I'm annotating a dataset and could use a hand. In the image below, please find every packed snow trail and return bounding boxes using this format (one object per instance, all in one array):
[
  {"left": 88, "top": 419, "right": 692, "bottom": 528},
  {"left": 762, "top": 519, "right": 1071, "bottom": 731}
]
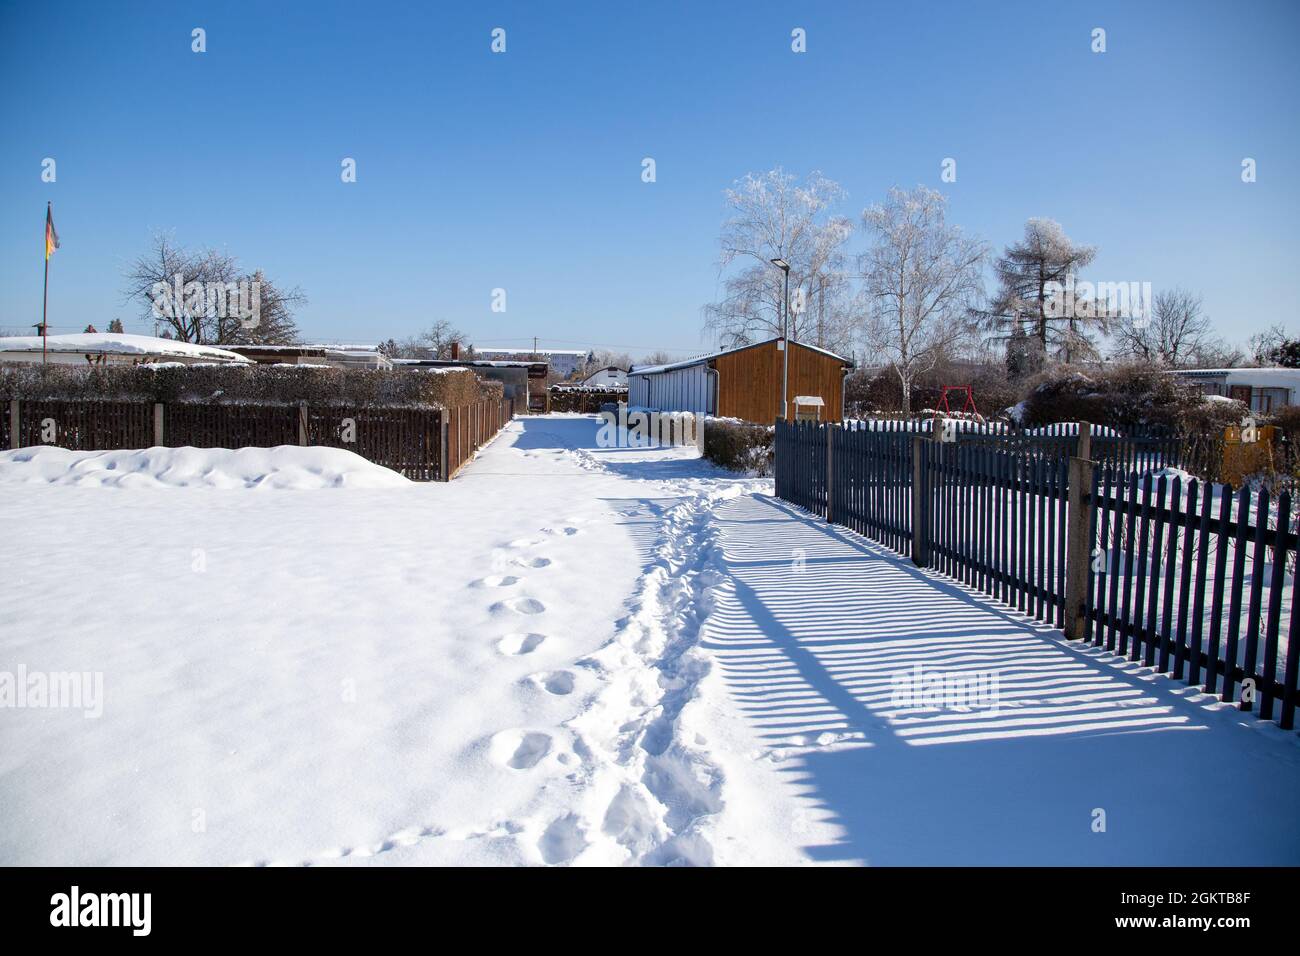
[{"left": 697, "top": 493, "right": 1300, "bottom": 865}]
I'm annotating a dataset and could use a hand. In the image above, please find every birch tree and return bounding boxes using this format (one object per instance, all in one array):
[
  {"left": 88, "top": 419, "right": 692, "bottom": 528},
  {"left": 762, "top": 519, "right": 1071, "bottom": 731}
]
[
  {"left": 858, "top": 187, "right": 988, "bottom": 415},
  {"left": 703, "top": 168, "right": 854, "bottom": 353}
]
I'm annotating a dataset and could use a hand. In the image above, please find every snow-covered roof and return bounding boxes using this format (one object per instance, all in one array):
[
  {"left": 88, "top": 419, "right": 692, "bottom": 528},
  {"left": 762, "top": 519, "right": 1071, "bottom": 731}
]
[
  {"left": 1173, "top": 367, "right": 1300, "bottom": 391},
  {"left": 0, "top": 333, "right": 251, "bottom": 363},
  {"left": 630, "top": 337, "right": 852, "bottom": 376}
]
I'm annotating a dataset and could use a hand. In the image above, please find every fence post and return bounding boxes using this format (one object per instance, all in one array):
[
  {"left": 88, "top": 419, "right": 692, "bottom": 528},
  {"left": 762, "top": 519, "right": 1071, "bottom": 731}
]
[
  {"left": 439, "top": 414, "right": 450, "bottom": 481},
  {"left": 911, "top": 435, "right": 928, "bottom": 566},
  {"left": 1076, "top": 420, "right": 1092, "bottom": 461},
  {"left": 1064, "top": 454, "right": 1095, "bottom": 641},
  {"left": 825, "top": 424, "right": 834, "bottom": 523},
  {"left": 9, "top": 400, "right": 18, "bottom": 450},
  {"left": 297, "top": 402, "right": 309, "bottom": 446},
  {"left": 152, "top": 403, "right": 164, "bottom": 447}
]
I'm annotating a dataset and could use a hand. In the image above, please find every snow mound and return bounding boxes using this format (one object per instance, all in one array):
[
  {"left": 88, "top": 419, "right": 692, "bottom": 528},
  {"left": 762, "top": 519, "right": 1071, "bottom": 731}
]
[{"left": 0, "top": 445, "right": 412, "bottom": 489}]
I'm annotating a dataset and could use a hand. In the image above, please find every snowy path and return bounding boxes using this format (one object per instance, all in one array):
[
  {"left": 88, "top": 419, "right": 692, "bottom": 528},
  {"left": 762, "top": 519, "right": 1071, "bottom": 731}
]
[
  {"left": 3, "top": 415, "right": 1298, "bottom": 866},
  {"left": 697, "top": 494, "right": 1300, "bottom": 865}
]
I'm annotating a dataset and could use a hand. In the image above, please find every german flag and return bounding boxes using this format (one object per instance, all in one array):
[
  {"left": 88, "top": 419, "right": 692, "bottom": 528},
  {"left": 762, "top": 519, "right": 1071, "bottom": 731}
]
[{"left": 45, "top": 202, "right": 60, "bottom": 260}]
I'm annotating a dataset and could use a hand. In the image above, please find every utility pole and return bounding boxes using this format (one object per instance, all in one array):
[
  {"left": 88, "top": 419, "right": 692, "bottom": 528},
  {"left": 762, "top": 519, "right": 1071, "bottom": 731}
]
[{"left": 770, "top": 258, "right": 791, "bottom": 421}]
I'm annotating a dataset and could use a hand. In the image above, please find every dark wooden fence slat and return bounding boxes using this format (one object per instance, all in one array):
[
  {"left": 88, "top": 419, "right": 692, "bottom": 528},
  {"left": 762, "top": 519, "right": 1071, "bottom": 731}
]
[
  {"left": 1260, "top": 491, "right": 1290, "bottom": 721},
  {"left": 1222, "top": 487, "right": 1252, "bottom": 704}
]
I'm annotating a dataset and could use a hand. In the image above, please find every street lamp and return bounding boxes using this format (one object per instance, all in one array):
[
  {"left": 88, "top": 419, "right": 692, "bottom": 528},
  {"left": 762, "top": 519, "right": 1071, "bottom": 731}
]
[{"left": 770, "top": 258, "right": 790, "bottom": 420}]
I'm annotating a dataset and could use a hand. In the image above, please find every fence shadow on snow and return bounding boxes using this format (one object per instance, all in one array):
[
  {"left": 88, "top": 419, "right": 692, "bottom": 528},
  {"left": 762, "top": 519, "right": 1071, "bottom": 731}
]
[{"left": 708, "top": 492, "right": 1300, "bottom": 864}]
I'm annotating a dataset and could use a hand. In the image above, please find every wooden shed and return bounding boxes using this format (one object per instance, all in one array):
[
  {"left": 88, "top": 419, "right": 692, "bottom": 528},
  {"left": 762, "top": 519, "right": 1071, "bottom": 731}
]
[{"left": 628, "top": 338, "right": 851, "bottom": 425}]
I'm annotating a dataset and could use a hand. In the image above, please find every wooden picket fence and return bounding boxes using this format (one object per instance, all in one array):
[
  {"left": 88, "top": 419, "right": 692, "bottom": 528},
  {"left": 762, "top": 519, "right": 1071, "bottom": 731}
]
[
  {"left": 774, "top": 419, "right": 1300, "bottom": 730},
  {"left": 5, "top": 396, "right": 514, "bottom": 481},
  {"left": 443, "top": 398, "right": 516, "bottom": 478},
  {"left": 1088, "top": 469, "right": 1299, "bottom": 728}
]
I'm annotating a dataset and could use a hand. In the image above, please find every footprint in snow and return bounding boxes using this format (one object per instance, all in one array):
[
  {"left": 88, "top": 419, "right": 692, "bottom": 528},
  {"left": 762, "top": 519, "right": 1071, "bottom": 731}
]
[
  {"left": 472, "top": 574, "right": 520, "bottom": 588},
  {"left": 490, "top": 596, "right": 546, "bottom": 615},
  {"left": 497, "top": 633, "right": 547, "bottom": 655},
  {"left": 541, "top": 526, "right": 580, "bottom": 537},
  {"left": 489, "top": 729, "right": 553, "bottom": 769},
  {"left": 539, "top": 814, "right": 587, "bottom": 865},
  {"left": 530, "top": 670, "right": 576, "bottom": 695},
  {"left": 512, "top": 556, "right": 552, "bottom": 569}
]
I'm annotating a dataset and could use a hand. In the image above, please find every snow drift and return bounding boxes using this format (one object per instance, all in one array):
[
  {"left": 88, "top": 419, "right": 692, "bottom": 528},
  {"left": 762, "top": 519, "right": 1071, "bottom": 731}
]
[{"left": 0, "top": 445, "right": 411, "bottom": 489}]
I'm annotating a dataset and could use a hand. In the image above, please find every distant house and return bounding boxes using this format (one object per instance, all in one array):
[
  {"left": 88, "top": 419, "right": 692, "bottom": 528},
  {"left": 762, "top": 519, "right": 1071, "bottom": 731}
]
[
  {"left": 628, "top": 338, "right": 853, "bottom": 425},
  {"left": 580, "top": 366, "right": 628, "bottom": 388},
  {"left": 223, "top": 344, "right": 393, "bottom": 370},
  {"left": 0, "top": 332, "right": 251, "bottom": 366},
  {"left": 476, "top": 347, "right": 587, "bottom": 379},
  {"left": 1171, "top": 368, "right": 1300, "bottom": 414}
]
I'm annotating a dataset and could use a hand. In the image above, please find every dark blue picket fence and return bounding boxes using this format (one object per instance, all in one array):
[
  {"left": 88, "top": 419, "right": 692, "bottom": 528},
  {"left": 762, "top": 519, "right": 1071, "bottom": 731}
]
[{"left": 774, "top": 419, "right": 1300, "bottom": 730}]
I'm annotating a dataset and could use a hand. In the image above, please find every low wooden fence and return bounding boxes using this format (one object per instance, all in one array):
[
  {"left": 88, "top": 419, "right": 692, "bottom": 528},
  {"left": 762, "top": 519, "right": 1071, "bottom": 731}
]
[
  {"left": 444, "top": 398, "right": 515, "bottom": 478},
  {"left": 775, "top": 419, "right": 1300, "bottom": 730},
  {"left": 4, "top": 397, "right": 514, "bottom": 481}
]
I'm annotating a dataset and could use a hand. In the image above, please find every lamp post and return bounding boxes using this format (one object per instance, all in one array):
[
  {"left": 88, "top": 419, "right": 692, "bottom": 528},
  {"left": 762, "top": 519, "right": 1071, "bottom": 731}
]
[{"left": 770, "top": 258, "right": 790, "bottom": 420}]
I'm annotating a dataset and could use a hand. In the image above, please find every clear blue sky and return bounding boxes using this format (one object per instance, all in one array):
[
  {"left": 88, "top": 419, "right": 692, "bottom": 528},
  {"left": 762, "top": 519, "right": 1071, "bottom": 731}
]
[{"left": 1, "top": 0, "right": 1296, "bottom": 359}]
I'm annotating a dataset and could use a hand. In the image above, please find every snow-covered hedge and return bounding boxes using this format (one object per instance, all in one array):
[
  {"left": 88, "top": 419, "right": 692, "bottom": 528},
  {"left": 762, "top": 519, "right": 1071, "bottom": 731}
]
[
  {"left": 703, "top": 418, "right": 774, "bottom": 475},
  {"left": 0, "top": 362, "right": 500, "bottom": 409},
  {"left": 1019, "top": 363, "right": 1203, "bottom": 430}
]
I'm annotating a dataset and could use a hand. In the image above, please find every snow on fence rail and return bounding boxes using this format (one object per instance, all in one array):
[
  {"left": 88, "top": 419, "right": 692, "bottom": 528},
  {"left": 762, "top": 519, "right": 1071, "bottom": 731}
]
[
  {"left": 2, "top": 397, "right": 514, "bottom": 481},
  {"left": 774, "top": 419, "right": 1300, "bottom": 730}
]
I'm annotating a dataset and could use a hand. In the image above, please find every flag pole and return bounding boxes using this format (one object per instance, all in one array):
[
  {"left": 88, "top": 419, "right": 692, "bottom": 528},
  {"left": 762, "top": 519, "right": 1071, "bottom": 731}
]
[{"left": 42, "top": 201, "right": 51, "bottom": 365}]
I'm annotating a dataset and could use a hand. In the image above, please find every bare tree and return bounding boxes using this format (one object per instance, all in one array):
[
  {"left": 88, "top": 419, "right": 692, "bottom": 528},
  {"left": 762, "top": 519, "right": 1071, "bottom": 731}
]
[
  {"left": 635, "top": 350, "right": 678, "bottom": 369},
  {"left": 1109, "top": 287, "right": 1211, "bottom": 367},
  {"left": 979, "top": 219, "right": 1098, "bottom": 364},
  {"left": 703, "top": 168, "right": 855, "bottom": 354},
  {"left": 215, "top": 270, "right": 305, "bottom": 346},
  {"left": 857, "top": 186, "right": 988, "bottom": 415},
  {"left": 386, "top": 320, "right": 468, "bottom": 359},
  {"left": 1248, "top": 323, "right": 1296, "bottom": 366},
  {"left": 123, "top": 234, "right": 301, "bottom": 344}
]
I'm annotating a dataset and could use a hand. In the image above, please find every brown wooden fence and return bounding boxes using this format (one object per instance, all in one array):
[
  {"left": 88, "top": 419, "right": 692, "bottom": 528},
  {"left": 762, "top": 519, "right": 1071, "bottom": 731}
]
[
  {"left": 10, "top": 400, "right": 154, "bottom": 451},
  {"left": 444, "top": 398, "right": 515, "bottom": 478},
  {"left": 5, "top": 397, "right": 514, "bottom": 481}
]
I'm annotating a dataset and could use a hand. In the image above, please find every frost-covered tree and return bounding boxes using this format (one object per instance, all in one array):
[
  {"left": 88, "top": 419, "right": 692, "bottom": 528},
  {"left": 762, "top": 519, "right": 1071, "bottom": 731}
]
[
  {"left": 980, "top": 219, "right": 1098, "bottom": 360},
  {"left": 857, "top": 187, "right": 988, "bottom": 415},
  {"left": 702, "top": 168, "right": 854, "bottom": 353}
]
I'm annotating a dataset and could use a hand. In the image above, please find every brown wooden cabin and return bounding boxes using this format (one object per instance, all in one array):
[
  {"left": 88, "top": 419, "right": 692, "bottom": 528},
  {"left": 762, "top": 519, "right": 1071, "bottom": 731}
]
[{"left": 627, "top": 338, "right": 852, "bottom": 425}]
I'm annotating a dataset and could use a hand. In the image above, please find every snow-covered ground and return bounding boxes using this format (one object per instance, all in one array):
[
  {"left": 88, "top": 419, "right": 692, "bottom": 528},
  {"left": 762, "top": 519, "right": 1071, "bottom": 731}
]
[{"left": 2, "top": 416, "right": 1298, "bottom": 866}]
